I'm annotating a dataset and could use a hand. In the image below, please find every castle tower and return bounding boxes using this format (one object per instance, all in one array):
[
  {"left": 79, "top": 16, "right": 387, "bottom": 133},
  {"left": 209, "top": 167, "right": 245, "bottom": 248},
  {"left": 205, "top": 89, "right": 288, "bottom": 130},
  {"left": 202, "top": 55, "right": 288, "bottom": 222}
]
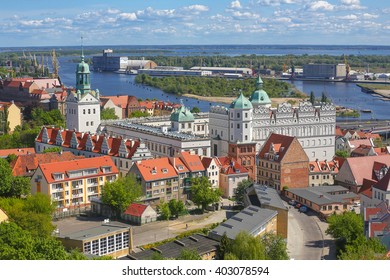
[
  {"left": 227, "top": 91, "right": 257, "bottom": 181},
  {"left": 66, "top": 47, "right": 100, "bottom": 133},
  {"left": 249, "top": 75, "right": 272, "bottom": 108}
]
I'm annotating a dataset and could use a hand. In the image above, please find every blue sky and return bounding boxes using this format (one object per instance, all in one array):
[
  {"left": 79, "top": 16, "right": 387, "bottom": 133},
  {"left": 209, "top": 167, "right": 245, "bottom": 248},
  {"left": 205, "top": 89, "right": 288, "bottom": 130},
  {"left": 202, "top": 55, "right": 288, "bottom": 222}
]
[{"left": 1, "top": 0, "right": 389, "bottom": 47}]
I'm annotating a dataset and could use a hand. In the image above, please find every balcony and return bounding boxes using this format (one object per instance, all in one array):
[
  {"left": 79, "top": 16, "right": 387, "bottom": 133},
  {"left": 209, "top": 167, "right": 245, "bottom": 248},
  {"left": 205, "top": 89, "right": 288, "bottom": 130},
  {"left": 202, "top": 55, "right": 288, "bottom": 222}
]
[
  {"left": 72, "top": 185, "right": 83, "bottom": 190},
  {"left": 52, "top": 196, "right": 64, "bottom": 201},
  {"left": 72, "top": 193, "right": 83, "bottom": 198}
]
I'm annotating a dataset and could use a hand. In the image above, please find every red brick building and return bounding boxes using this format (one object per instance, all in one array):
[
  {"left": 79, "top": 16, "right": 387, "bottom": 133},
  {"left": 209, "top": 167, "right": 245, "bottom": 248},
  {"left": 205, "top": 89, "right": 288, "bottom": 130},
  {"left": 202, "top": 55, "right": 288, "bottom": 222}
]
[
  {"left": 257, "top": 133, "right": 309, "bottom": 192},
  {"left": 228, "top": 142, "right": 256, "bottom": 181}
]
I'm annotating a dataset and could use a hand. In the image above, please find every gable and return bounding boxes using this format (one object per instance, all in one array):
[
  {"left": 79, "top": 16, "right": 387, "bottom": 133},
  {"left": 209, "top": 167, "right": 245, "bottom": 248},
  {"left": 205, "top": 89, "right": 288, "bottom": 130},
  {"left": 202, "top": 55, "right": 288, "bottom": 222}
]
[{"left": 280, "top": 138, "right": 309, "bottom": 163}]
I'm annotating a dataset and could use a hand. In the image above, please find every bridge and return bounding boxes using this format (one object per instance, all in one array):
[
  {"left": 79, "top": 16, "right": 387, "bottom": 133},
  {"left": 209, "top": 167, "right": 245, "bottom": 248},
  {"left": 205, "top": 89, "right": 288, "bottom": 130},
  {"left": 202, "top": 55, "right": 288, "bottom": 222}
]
[{"left": 336, "top": 119, "right": 390, "bottom": 135}]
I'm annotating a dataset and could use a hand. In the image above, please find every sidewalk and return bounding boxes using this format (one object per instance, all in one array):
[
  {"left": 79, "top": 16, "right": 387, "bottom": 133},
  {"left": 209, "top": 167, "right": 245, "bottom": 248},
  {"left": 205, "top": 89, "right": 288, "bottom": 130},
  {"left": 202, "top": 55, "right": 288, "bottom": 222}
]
[{"left": 312, "top": 215, "right": 337, "bottom": 260}]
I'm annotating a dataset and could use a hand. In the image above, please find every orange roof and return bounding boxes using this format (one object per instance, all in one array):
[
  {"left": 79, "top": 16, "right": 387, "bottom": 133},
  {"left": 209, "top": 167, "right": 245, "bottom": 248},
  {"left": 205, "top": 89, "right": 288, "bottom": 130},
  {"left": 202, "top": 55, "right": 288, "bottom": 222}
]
[
  {"left": 135, "top": 157, "right": 178, "bottom": 181},
  {"left": 258, "top": 133, "right": 296, "bottom": 162},
  {"left": 38, "top": 156, "right": 118, "bottom": 184},
  {"left": 217, "top": 156, "right": 248, "bottom": 175},
  {"left": 123, "top": 203, "right": 148, "bottom": 217},
  {"left": 11, "top": 151, "right": 80, "bottom": 177},
  {"left": 179, "top": 151, "right": 205, "bottom": 172},
  {"left": 100, "top": 95, "right": 137, "bottom": 109},
  {"left": 0, "top": 148, "right": 34, "bottom": 158},
  {"left": 139, "top": 101, "right": 154, "bottom": 109}
]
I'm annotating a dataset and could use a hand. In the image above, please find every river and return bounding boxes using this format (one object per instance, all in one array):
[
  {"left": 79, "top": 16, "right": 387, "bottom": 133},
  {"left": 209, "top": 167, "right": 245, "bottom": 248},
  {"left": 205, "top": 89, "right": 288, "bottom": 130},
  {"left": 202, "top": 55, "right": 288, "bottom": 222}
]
[{"left": 58, "top": 54, "right": 389, "bottom": 120}]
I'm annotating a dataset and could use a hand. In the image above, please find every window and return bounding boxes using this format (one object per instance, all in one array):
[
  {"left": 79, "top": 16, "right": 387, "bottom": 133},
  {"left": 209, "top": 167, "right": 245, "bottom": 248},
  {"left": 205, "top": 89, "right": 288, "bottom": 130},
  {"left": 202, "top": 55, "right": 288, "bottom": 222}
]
[
  {"left": 237, "top": 123, "right": 240, "bottom": 129},
  {"left": 245, "top": 113, "right": 248, "bottom": 118},
  {"left": 86, "top": 121, "right": 89, "bottom": 126},
  {"left": 91, "top": 121, "right": 94, "bottom": 126},
  {"left": 245, "top": 124, "right": 248, "bottom": 129},
  {"left": 88, "top": 109, "right": 91, "bottom": 114},
  {"left": 237, "top": 113, "right": 240, "bottom": 118},
  {"left": 181, "top": 123, "right": 185, "bottom": 129},
  {"left": 245, "top": 135, "right": 248, "bottom": 141},
  {"left": 93, "top": 109, "right": 96, "bottom": 114}
]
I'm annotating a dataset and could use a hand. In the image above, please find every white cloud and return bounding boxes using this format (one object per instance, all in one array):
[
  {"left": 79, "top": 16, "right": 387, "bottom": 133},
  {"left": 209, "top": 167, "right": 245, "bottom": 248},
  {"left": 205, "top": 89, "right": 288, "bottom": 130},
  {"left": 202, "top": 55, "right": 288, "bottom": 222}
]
[
  {"left": 257, "top": 0, "right": 299, "bottom": 6},
  {"left": 306, "top": 1, "right": 334, "bottom": 11},
  {"left": 20, "top": 20, "right": 43, "bottom": 27},
  {"left": 340, "top": 0, "right": 360, "bottom": 5},
  {"left": 362, "top": 13, "right": 379, "bottom": 19},
  {"left": 274, "top": 17, "right": 292, "bottom": 23},
  {"left": 119, "top": 13, "right": 137, "bottom": 21},
  {"left": 234, "top": 23, "right": 243, "bottom": 32},
  {"left": 183, "top": 5, "right": 209, "bottom": 12},
  {"left": 339, "top": 14, "right": 358, "bottom": 20},
  {"left": 107, "top": 8, "right": 120, "bottom": 14},
  {"left": 232, "top": 11, "right": 260, "bottom": 19},
  {"left": 230, "top": 1, "right": 242, "bottom": 9}
]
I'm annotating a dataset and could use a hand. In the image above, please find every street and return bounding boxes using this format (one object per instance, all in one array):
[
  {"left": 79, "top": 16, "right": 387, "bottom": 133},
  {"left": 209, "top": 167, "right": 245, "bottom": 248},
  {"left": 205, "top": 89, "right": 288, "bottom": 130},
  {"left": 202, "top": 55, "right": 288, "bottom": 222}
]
[{"left": 287, "top": 205, "right": 336, "bottom": 260}]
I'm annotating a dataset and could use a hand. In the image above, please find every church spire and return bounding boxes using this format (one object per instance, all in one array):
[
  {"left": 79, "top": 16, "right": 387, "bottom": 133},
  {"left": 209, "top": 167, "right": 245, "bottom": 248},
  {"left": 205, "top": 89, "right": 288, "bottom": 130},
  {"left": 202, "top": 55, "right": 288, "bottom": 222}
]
[{"left": 256, "top": 75, "right": 263, "bottom": 90}]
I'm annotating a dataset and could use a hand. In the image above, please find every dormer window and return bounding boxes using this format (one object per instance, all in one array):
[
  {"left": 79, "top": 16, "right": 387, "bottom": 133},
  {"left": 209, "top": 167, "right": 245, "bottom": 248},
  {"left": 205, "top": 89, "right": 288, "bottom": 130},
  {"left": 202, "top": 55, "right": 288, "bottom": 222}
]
[
  {"left": 101, "top": 166, "right": 112, "bottom": 173},
  {"left": 178, "top": 165, "right": 184, "bottom": 171},
  {"left": 151, "top": 168, "right": 157, "bottom": 175},
  {"left": 53, "top": 173, "right": 64, "bottom": 181},
  {"left": 162, "top": 168, "right": 168, "bottom": 174}
]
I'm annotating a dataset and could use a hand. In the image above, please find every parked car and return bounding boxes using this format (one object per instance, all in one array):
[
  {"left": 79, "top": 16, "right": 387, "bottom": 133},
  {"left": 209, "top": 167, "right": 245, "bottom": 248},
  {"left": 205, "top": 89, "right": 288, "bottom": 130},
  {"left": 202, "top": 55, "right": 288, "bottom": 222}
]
[
  {"left": 295, "top": 203, "right": 301, "bottom": 209},
  {"left": 288, "top": 200, "right": 296, "bottom": 206},
  {"left": 299, "top": 206, "right": 308, "bottom": 213}
]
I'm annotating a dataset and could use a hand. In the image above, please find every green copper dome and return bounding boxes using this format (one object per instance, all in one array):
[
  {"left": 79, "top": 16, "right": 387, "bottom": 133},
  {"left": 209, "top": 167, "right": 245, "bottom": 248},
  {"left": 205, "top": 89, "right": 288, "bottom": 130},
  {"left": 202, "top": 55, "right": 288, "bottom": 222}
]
[
  {"left": 249, "top": 76, "right": 271, "bottom": 106},
  {"left": 76, "top": 56, "right": 90, "bottom": 74},
  {"left": 170, "top": 106, "right": 195, "bottom": 122},
  {"left": 229, "top": 91, "right": 253, "bottom": 109}
]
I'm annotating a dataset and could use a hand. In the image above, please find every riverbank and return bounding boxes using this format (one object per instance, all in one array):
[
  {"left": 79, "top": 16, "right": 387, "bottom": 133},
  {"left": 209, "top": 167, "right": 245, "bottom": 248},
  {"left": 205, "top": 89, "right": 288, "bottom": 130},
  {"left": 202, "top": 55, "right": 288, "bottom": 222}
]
[
  {"left": 356, "top": 83, "right": 390, "bottom": 100},
  {"left": 182, "top": 93, "right": 304, "bottom": 106}
]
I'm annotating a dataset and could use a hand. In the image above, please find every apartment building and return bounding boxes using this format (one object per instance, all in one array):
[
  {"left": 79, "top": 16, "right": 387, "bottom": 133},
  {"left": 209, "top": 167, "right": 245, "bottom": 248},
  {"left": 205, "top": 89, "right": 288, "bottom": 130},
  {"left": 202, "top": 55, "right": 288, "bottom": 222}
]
[{"left": 31, "top": 156, "right": 118, "bottom": 209}]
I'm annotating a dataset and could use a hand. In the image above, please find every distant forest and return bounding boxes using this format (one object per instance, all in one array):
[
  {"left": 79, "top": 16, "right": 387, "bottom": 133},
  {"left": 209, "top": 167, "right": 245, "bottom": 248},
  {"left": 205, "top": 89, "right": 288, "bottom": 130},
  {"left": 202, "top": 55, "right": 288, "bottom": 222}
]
[{"left": 2, "top": 48, "right": 390, "bottom": 74}]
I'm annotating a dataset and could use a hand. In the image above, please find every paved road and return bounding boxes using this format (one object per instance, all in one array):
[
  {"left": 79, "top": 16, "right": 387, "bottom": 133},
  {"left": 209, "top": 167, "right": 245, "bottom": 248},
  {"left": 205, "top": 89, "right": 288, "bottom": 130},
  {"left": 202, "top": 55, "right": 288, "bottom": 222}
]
[{"left": 287, "top": 205, "right": 336, "bottom": 260}]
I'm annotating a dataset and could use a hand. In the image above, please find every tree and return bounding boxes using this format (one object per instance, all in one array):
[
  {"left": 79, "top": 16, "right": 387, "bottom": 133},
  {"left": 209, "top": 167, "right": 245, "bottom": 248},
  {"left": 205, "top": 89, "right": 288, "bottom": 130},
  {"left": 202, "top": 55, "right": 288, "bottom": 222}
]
[
  {"left": 225, "top": 231, "right": 266, "bottom": 260},
  {"left": 262, "top": 233, "right": 289, "bottom": 260},
  {"left": 190, "top": 176, "right": 222, "bottom": 212},
  {"left": 168, "top": 199, "right": 185, "bottom": 218},
  {"left": 190, "top": 107, "right": 200, "bottom": 113},
  {"left": 326, "top": 211, "right": 364, "bottom": 254},
  {"left": 321, "top": 92, "right": 328, "bottom": 103},
  {"left": 335, "top": 150, "right": 349, "bottom": 158},
  {"left": 339, "top": 235, "right": 387, "bottom": 260},
  {"left": 309, "top": 91, "right": 315, "bottom": 105},
  {"left": 101, "top": 108, "right": 119, "bottom": 120},
  {"left": 42, "top": 147, "right": 62, "bottom": 154},
  {"left": 10, "top": 176, "right": 31, "bottom": 197},
  {"left": 0, "top": 222, "right": 68, "bottom": 260},
  {"left": 5, "top": 153, "right": 17, "bottom": 164},
  {"left": 217, "top": 233, "right": 232, "bottom": 259},
  {"left": 177, "top": 249, "right": 202, "bottom": 260},
  {"left": 158, "top": 201, "right": 171, "bottom": 220},
  {"left": 0, "top": 158, "right": 13, "bottom": 196},
  {"left": 234, "top": 179, "right": 252, "bottom": 204},
  {"left": 101, "top": 175, "right": 142, "bottom": 218},
  {"left": 130, "top": 110, "right": 149, "bottom": 118}
]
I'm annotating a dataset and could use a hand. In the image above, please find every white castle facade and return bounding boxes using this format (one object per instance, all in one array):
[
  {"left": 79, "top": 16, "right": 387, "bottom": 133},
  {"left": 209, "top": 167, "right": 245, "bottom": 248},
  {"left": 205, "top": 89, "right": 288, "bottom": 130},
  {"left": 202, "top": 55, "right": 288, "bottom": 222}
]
[{"left": 209, "top": 76, "right": 336, "bottom": 162}]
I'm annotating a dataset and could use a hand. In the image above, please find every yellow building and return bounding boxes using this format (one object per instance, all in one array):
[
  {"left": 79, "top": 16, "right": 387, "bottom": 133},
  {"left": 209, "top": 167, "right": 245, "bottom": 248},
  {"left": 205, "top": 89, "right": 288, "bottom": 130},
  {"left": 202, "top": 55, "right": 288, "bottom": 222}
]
[
  {"left": 0, "top": 101, "right": 21, "bottom": 133},
  {"left": 30, "top": 156, "right": 118, "bottom": 209}
]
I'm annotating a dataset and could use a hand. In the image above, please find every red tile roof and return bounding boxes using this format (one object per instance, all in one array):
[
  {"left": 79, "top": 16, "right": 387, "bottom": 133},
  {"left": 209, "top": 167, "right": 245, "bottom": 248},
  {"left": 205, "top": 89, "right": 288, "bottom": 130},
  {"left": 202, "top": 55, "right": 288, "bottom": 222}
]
[
  {"left": 0, "top": 148, "right": 35, "bottom": 158},
  {"left": 201, "top": 157, "right": 213, "bottom": 169},
  {"left": 123, "top": 203, "right": 148, "bottom": 217},
  {"left": 38, "top": 156, "right": 118, "bottom": 184},
  {"left": 179, "top": 152, "right": 205, "bottom": 172},
  {"left": 359, "top": 178, "right": 377, "bottom": 199},
  {"left": 36, "top": 127, "right": 145, "bottom": 159},
  {"left": 135, "top": 157, "right": 178, "bottom": 181},
  {"left": 11, "top": 151, "right": 80, "bottom": 177},
  {"left": 374, "top": 169, "right": 390, "bottom": 192},
  {"left": 364, "top": 207, "right": 382, "bottom": 221},
  {"left": 217, "top": 156, "right": 248, "bottom": 175},
  {"left": 343, "top": 155, "right": 390, "bottom": 186},
  {"left": 258, "top": 133, "right": 296, "bottom": 162},
  {"left": 369, "top": 222, "right": 388, "bottom": 238}
]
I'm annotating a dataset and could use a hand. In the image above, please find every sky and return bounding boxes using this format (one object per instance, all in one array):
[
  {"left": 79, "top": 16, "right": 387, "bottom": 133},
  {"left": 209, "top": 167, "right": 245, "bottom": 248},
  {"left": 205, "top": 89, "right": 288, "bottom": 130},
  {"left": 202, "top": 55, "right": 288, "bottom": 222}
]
[{"left": 1, "top": 0, "right": 389, "bottom": 47}]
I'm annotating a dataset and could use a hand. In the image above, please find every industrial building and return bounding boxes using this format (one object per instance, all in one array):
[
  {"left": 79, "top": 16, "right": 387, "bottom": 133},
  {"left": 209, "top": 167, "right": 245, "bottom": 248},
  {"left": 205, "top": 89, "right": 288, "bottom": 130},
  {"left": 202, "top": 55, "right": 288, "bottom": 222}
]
[{"left": 303, "top": 63, "right": 346, "bottom": 79}]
